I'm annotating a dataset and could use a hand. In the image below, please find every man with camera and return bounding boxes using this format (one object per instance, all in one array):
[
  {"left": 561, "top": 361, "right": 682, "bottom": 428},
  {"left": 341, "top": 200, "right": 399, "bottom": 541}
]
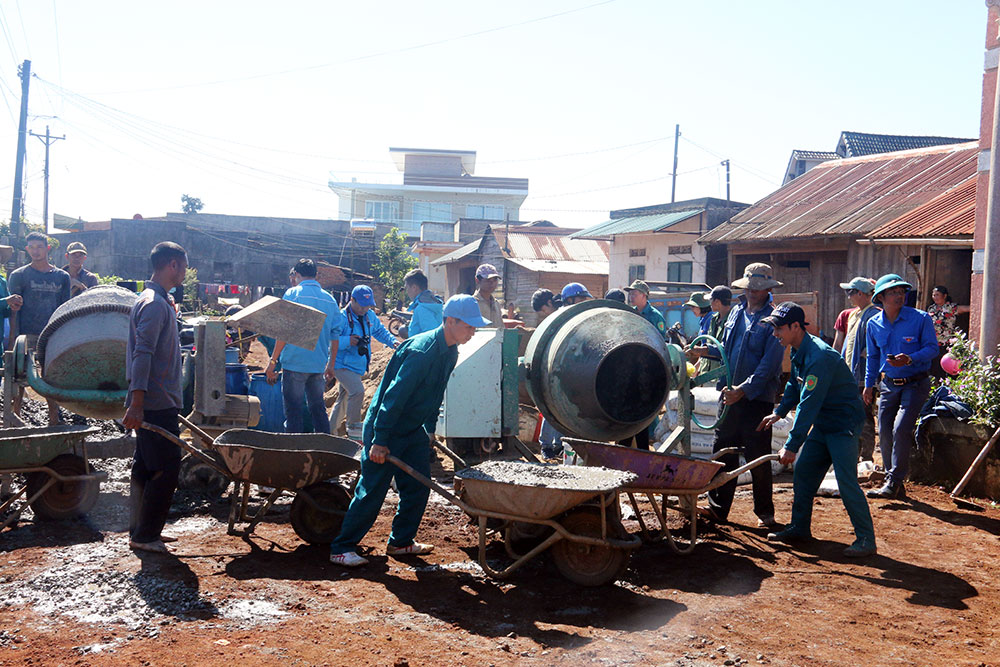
[{"left": 330, "top": 285, "right": 398, "bottom": 439}]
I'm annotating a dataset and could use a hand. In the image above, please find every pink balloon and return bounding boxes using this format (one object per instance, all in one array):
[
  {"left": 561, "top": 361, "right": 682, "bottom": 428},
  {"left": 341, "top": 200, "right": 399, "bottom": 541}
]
[{"left": 940, "top": 353, "right": 961, "bottom": 376}]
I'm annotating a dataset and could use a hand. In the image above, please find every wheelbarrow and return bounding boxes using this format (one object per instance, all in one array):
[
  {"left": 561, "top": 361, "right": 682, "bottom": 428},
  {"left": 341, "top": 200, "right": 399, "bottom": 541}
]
[
  {"left": 0, "top": 425, "right": 105, "bottom": 530},
  {"left": 388, "top": 455, "right": 642, "bottom": 586},
  {"left": 565, "top": 438, "right": 779, "bottom": 555},
  {"left": 142, "top": 419, "right": 361, "bottom": 545}
]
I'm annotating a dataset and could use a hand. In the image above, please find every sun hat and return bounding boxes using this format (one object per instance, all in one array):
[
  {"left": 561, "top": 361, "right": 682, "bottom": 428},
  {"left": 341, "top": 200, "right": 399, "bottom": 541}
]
[
  {"left": 684, "top": 291, "right": 711, "bottom": 309},
  {"left": 443, "top": 294, "right": 493, "bottom": 327},
  {"left": 871, "top": 274, "right": 911, "bottom": 303},
  {"left": 731, "top": 262, "right": 783, "bottom": 290}
]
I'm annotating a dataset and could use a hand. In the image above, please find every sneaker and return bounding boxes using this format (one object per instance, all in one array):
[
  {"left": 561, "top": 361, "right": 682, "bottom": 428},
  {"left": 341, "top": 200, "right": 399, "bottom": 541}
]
[
  {"left": 767, "top": 528, "right": 811, "bottom": 545},
  {"left": 756, "top": 515, "right": 780, "bottom": 530},
  {"left": 330, "top": 551, "right": 369, "bottom": 567},
  {"left": 844, "top": 539, "right": 877, "bottom": 558},
  {"left": 386, "top": 542, "right": 434, "bottom": 557},
  {"left": 867, "top": 482, "right": 905, "bottom": 499}
]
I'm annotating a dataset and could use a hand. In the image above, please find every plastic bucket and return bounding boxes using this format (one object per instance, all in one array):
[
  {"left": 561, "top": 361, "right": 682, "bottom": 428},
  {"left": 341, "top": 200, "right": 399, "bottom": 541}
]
[
  {"left": 225, "top": 364, "right": 250, "bottom": 395},
  {"left": 249, "top": 373, "right": 285, "bottom": 432}
]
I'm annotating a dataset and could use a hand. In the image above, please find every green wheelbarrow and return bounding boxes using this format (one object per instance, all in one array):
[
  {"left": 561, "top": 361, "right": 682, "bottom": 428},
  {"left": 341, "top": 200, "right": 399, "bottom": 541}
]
[{"left": 0, "top": 425, "right": 105, "bottom": 530}]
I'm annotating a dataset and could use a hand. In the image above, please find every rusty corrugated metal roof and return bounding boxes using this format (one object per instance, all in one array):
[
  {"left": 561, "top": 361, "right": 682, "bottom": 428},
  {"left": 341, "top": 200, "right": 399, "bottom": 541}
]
[
  {"left": 870, "top": 176, "right": 975, "bottom": 238},
  {"left": 700, "top": 142, "right": 978, "bottom": 245},
  {"left": 494, "top": 229, "right": 609, "bottom": 262}
]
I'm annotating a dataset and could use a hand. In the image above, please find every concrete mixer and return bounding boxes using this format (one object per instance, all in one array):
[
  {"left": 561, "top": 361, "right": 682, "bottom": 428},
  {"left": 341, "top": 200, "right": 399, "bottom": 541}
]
[
  {"left": 437, "top": 299, "right": 731, "bottom": 458},
  {"left": 1, "top": 285, "right": 260, "bottom": 433}
]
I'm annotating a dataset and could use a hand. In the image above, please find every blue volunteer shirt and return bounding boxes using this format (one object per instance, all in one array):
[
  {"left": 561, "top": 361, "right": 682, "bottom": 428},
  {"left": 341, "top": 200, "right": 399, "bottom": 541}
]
[
  {"left": 277, "top": 279, "right": 343, "bottom": 373},
  {"left": 864, "top": 306, "right": 938, "bottom": 388},
  {"left": 697, "top": 310, "right": 713, "bottom": 336},
  {"left": 407, "top": 290, "right": 444, "bottom": 338},
  {"left": 717, "top": 294, "right": 785, "bottom": 403},
  {"left": 335, "top": 305, "right": 398, "bottom": 375}
]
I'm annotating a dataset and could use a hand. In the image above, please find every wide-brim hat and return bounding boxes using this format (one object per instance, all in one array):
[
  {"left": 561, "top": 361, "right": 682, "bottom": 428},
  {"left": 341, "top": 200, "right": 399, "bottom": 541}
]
[
  {"left": 684, "top": 291, "right": 711, "bottom": 309},
  {"left": 732, "top": 262, "right": 783, "bottom": 290},
  {"left": 872, "top": 273, "right": 911, "bottom": 303}
]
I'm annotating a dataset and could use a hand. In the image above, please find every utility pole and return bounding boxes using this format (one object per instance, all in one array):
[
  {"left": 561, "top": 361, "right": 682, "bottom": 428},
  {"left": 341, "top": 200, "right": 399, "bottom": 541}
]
[
  {"left": 720, "top": 159, "right": 731, "bottom": 206},
  {"left": 29, "top": 126, "right": 66, "bottom": 228},
  {"left": 982, "top": 46, "right": 1000, "bottom": 361},
  {"left": 9, "top": 60, "right": 31, "bottom": 253},
  {"left": 670, "top": 124, "right": 680, "bottom": 203}
]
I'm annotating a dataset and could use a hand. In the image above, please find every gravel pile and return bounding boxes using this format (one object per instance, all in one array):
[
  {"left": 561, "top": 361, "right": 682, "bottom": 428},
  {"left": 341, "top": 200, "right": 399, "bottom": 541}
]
[
  {"left": 456, "top": 461, "right": 636, "bottom": 492},
  {"left": 19, "top": 396, "right": 125, "bottom": 441}
]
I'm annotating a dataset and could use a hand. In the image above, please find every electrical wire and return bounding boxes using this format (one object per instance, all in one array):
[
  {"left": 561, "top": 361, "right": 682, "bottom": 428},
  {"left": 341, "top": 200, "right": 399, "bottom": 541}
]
[{"left": 89, "top": 0, "right": 620, "bottom": 95}]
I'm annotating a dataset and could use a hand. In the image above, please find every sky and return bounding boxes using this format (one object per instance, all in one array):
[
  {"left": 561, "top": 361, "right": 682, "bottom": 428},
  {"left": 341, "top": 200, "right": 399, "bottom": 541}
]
[{"left": 0, "top": 0, "right": 989, "bottom": 233}]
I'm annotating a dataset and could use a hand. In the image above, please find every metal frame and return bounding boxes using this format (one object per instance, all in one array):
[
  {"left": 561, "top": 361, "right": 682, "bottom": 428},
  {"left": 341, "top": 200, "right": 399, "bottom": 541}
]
[{"left": 0, "top": 458, "right": 107, "bottom": 530}]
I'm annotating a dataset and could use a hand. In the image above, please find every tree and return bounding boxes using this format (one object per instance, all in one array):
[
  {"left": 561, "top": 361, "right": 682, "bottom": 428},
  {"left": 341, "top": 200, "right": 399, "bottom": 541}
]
[
  {"left": 183, "top": 266, "right": 199, "bottom": 309},
  {"left": 181, "top": 194, "right": 204, "bottom": 214},
  {"left": 372, "top": 228, "right": 417, "bottom": 308}
]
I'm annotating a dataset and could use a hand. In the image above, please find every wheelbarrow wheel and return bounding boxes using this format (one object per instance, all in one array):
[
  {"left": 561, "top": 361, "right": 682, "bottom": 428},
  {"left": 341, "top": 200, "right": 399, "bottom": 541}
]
[
  {"left": 26, "top": 454, "right": 99, "bottom": 521},
  {"left": 177, "top": 452, "right": 230, "bottom": 497},
  {"left": 551, "top": 507, "right": 629, "bottom": 587},
  {"left": 290, "top": 482, "right": 352, "bottom": 545}
]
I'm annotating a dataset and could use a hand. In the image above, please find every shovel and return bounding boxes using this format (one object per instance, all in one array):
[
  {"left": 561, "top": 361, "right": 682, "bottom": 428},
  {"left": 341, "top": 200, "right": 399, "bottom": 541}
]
[{"left": 949, "top": 423, "right": 1000, "bottom": 510}]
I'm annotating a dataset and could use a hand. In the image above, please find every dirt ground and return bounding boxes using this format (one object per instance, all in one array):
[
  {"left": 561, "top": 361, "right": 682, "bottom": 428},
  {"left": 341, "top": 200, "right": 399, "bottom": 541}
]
[{"left": 3, "top": 453, "right": 1000, "bottom": 667}]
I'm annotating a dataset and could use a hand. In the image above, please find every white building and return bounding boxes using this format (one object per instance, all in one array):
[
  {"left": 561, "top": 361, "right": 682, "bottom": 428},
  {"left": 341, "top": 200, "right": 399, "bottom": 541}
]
[{"left": 328, "top": 148, "right": 529, "bottom": 238}]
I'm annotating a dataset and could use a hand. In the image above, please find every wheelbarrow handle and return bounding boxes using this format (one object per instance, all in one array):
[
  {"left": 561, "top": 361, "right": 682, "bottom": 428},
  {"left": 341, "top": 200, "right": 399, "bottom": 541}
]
[
  {"left": 177, "top": 413, "right": 217, "bottom": 449},
  {"left": 139, "top": 422, "right": 231, "bottom": 478},
  {"left": 431, "top": 438, "right": 468, "bottom": 470},
  {"left": 710, "top": 453, "right": 779, "bottom": 488},
  {"left": 386, "top": 454, "right": 470, "bottom": 512}
]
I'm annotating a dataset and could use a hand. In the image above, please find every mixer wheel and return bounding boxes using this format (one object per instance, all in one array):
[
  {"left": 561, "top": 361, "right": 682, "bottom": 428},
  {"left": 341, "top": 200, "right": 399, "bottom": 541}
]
[
  {"left": 290, "top": 482, "right": 352, "bottom": 545},
  {"left": 551, "top": 508, "right": 629, "bottom": 586},
  {"left": 26, "top": 454, "right": 100, "bottom": 520}
]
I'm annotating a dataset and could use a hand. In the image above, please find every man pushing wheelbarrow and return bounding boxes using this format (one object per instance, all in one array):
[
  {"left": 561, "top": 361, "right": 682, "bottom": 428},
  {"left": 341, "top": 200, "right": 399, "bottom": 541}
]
[{"left": 329, "top": 295, "right": 492, "bottom": 567}]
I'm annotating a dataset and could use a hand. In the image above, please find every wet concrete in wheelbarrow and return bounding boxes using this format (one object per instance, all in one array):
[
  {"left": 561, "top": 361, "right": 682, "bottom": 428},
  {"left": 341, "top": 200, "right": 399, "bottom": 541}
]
[{"left": 2, "top": 447, "right": 1000, "bottom": 665}]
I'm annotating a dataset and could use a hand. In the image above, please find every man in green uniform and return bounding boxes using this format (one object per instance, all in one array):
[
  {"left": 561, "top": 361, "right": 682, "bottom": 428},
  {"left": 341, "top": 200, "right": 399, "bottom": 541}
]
[
  {"left": 757, "top": 302, "right": 877, "bottom": 558},
  {"left": 330, "top": 294, "right": 492, "bottom": 567},
  {"left": 624, "top": 279, "right": 667, "bottom": 340}
]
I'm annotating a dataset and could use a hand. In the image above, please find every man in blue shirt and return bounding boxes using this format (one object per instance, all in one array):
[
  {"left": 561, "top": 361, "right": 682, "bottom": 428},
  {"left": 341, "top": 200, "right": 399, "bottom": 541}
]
[
  {"left": 757, "top": 303, "right": 876, "bottom": 557},
  {"left": 402, "top": 269, "right": 443, "bottom": 339},
  {"left": 330, "top": 285, "right": 398, "bottom": 439},
  {"left": 330, "top": 295, "right": 492, "bottom": 567},
  {"left": 624, "top": 280, "right": 667, "bottom": 340},
  {"left": 264, "top": 259, "right": 342, "bottom": 434},
  {"left": 863, "top": 274, "right": 938, "bottom": 499},
  {"left": 702, "top": 263, "right": 786, "bottom": 529}
]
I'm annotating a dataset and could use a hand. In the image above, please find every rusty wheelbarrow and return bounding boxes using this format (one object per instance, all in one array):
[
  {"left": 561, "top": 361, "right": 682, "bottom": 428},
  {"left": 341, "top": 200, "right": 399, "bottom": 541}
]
[
  {"left": 565, "top": 438, "right": 779, "bottom": 555},
  {"left": 0, "top": 425, "right": 104, "bottom": 530},
  {"left": 143, "top": 420, "right": 361, "bottom": 545},
  {"left": 388, "top": 455, "right": 641, "bottom": 586}
]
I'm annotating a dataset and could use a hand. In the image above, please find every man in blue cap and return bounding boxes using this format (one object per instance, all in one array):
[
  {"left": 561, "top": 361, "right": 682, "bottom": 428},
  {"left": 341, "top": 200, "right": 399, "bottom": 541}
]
[
  {"left": 864, "top": 274, "right": 938, "bottom": 499},
  {"left": 561, "top": 282, "right": 593, "bottom": 306},
  {"left": 757, "top": 302, "right": 877, "bottom": 557},
  {"left": 330, "top": 295, "right": 492, "bottom": 567},
  {"left": 265, "top": 259, "right": 343, "bottom": 434},
  {"left": 330, "top": 285, "right": 398, "bottom": 439}
]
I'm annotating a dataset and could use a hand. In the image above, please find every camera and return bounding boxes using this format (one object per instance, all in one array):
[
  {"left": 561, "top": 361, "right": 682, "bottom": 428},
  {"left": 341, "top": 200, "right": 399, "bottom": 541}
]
[{"left": 356, "top": 335, "right": 371, "bottom": 357}]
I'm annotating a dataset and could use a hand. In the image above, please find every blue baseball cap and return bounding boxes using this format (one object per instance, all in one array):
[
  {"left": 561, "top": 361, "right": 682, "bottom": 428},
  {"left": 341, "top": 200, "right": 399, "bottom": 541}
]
[
  {"left": 351, "top": 284, "right": 376, "bottom": 307},
  {"left": 442, "top": 294, "right": 493, "bottom": 327},
  {"left": 561, "top": 282, "right": 592, "bottom": 300}
]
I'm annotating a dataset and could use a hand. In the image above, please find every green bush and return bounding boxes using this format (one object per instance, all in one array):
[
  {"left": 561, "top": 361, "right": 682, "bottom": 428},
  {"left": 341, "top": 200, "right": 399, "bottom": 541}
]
[{"left": 938, "top": 332, "right": 1000, "bottom": 427}]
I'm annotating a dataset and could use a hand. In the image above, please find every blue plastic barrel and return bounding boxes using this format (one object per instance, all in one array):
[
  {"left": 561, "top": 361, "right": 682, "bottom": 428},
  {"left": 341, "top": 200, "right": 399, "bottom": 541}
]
[
  {"left": 225, "top": 364, "right": 250, "bottom": 395},
  {"left": 249, "top": 372, "right": 285, "bottom": 432},
  {"left": 225, "top": 347, "right": 240, "bottom": 364}
]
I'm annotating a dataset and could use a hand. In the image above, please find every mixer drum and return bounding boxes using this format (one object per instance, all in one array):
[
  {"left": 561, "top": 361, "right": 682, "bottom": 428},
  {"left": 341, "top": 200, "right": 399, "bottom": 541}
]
[
  {"left": 36, "top": 285, "right": 140, "bottom": 418},
  {"left": 523, "top": 300, "right": 674, "bottom": 442}
]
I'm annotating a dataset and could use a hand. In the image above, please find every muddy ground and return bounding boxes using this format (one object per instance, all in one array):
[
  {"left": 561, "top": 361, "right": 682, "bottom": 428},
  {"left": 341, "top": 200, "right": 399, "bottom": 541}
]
[{"left": 2, "top": 449, "right": 999, "bottom": 666}]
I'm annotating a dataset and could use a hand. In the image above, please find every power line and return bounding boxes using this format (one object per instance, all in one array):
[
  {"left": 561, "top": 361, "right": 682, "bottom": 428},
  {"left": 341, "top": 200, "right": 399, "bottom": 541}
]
[
  {"left": 88, "top": 0, "right": 620, "bottom": 95},
  {"left": 12, "top": 0, "right": 29, "bottom": 59}
]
